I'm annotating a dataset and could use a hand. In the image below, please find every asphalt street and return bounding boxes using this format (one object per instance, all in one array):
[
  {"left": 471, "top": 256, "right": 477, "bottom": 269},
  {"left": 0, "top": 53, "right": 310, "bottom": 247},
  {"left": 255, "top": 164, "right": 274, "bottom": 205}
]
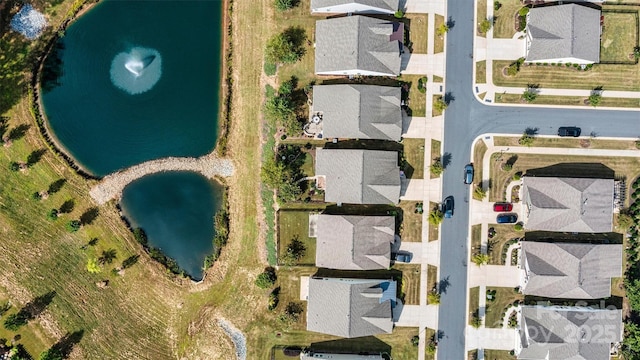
[{"left": 436, "top": 1, "right": 640, "bottom": 359}]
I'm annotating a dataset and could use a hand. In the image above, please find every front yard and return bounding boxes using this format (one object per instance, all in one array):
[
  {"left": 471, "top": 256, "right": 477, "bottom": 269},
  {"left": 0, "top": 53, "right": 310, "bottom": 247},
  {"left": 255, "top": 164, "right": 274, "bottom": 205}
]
[
  {"left": 398, "top": 201, "right": 423, "bottom": 243},
  {"left": 495, "top": 93, "right": 640, "bottom": 108},
  {"left": 403, "top": 138, "right": 425, "bottom": 179},
  {"left": 404, "top": 14, "right": 429, "bottom": 54},
  {"left": 487, "top": 224, "right": 521, "bottom": 265},
  {"left": 395, "top": 263, "right": 422, "bottom": 305},
  {"left": 484, "top": 287, "right": 523, "bottom": 329}
]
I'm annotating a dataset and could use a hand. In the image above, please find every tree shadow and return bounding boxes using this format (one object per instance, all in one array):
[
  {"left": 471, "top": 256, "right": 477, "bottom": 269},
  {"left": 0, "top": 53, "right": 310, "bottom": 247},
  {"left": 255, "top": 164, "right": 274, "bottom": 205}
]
[
  {"left": 47, "top": 178, "right": 67, "bottom": 194},
  {"left": 282, "top": 26, "right": 307, "bottom": 59},
  {"left": 0, "top": 34, "right": 29, "bottom": 114},
  {"left": 525, "top": 163, "right": 614, "bottom": 179},
  {"left": 0, "top": 117, "right": 8, "bottom": 141},
  {"left": 26, "top": 149, "right": 46, "bottom": 167},
  {"left": 50, "top": 330, "right": 84, "bottom": 359},
  {"left": 79, "top": 207, "right": 99, "bottom": 225},
  {"left": 7, "top": 124, "right": 30, "bottom": 141},
  {"left": 446, "top": 16, "right": 455, "bottom": 29},
  {"left": 41, "top": 40, "right": 65, "bottom": 93},
  {"left": 309, "top": 336, "right": 391, "bottom": 355},
  {"left": 524, "top": 127, "right": 539, "bottom": 136},
  {"left": 438, "top": 276, "right": 450, "bottom": 294},
  {"left": 505, "top": 154, "right": 518, "bottom": 167},
  {"left": 121, "top": 254, "right": 140, "bottom": 269},
  {"left": 441, "top": 152, "right": 452, "bottom": 169},
  {"left": 59, "top": 199, "right": 75, "bottom": 214},
  {"left": 19, "top": 291, "right": 56, "bottom": 322},
  {"left": 443, "top": 91, "right": 455, "bottom": 104}
]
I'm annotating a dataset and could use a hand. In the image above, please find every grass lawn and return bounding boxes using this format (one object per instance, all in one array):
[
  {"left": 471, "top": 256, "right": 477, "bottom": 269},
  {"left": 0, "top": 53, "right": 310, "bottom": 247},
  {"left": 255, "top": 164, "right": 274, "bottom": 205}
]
[
  {"left": 427, "top": 265, "right": 438, "bottom": 294},
  {"left": 430, "top": 139, "right": 441, "bottom": 179},
  {"left": 429, "top": 202, "right": 439, "bottom": 242},
  {"left": 405, "top": 14, "right": 429, "bottom": 54},
  {"left": 476, "top": 61, "right": 486, "bottom": 84},
  {"left": 476, "top": 0, "right": 487, "bottom": 36},
  {"left": 493, "top": 0, "right": 523, "bottom": 39},
  {"left": 275, "top": 267, "right": 318, "bottom": 330},
  {"left": 468, "top": 287, "right": 480, "bottom": 326},
  {"left": 274, "top": 2, "right": 317, "bottom": 88},
  {"left": 471, "top": 224, "right": 482, "bottom": 260},
  {"left": 398, "top": 201, "right": 423, "bottom": 243},
  {"left": 478, "top": 92, "right": 486, "bottom": 100},
  {"left": 395, "top": 263, "right": 422, "bottom": 305},
  {"left": 473, "top": 140, "right": 487, "bottom": 188},
  {"left": 487, "top": 224, "right": 521, "bottom": 265},
  {"left": 495, "top": 93, "right": 640, "bottom": 108},
  {"left": 493, "top": 60, "right": 640, "bottom": 91},
  {"left": 433, "top": 75, "right": 443, "bottom": 83},
  {"left": 484, "top": 349, "right": 517, "bottom": 359},
  {"left": 468, "top": 350, "right": 478, "bottom": 360},
  {"left": 432, "top": 95, "right": 444, "bottom": 117},
  {"left": 493, "top": 136, "right": 640, "bottom": 150},
  {"left": 403, "top": 138, "right": 425, "bottom": 179},
  {"left": 484, "top": 287, "right": 523, "bottom": 329},
  {"left": 278, "top": 210, "right": 318, "bottom": 266},
  {"left": 600, "top": 11, "right": 639, "bottom": 63},
  {"left": 434, "top": 15, "right": 445, "bottom": 54},
  {"left": 488, "top": 152, "right": 640, "bottom": 208},
  {"left": 402, "top": 74, "right": 427, "bottom": 117},
  {"left": 424, "top": 327, "right": 437, "bottom": 360}
]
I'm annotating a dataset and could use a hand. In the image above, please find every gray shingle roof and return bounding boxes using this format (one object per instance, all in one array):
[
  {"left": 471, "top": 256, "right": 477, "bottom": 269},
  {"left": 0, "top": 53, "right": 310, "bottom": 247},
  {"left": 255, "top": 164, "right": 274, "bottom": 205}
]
[
  {"left": 315, "top": 15, "right": 403, "bottom": 75},
  {"left": 316, "top": 148, "right": 400, "bottom": 204},
  {"left": 313, "top": 85, "right": 402, "bottom": 141},
  {"left": 519, "top": 306, "right": 622, "bottom": 360},
  {"left": 521, "top": 241, "right": 622, "bottom": 299},
  {"left": 315, "top": 214, "right": 395, "bottom": 270},
  {"left": 523, "top": 177, "right": 613, "bottom": 233},
  {"left": 311, "top": 0, "right": 399, "bottom": 13},
  {"left": 526, "top": 4, "right": 601, "bottom": 63},
  {"left": 307, "top": 277, "right": 395, "bottom": 338}
]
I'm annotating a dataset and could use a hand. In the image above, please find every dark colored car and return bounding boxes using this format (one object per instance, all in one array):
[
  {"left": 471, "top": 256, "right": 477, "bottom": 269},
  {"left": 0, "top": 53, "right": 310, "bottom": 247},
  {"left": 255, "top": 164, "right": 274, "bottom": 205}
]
[
  {"left": 443, "top": 196, "right": 454, "bottom": 218},
  {"left": 558, "top": 126, "right": 581, "bottom": 137},
  {"left": 496, "top": 213, "right": 518, "bottom": 224},
  {"left": 464, "top": 164, "right": 474, "bottom": 184},
  {"left": 395, "top": 252, "right": 413, "bottom": 263},
  {"left": 493, "top": 202, "right": 513, "bottom": 212}
]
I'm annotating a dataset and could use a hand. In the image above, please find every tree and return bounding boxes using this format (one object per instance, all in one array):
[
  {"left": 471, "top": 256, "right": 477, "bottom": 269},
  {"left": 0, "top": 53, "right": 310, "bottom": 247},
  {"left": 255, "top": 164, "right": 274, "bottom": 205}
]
[
  {"left": 470, "top": 313, "right": 483, "bottom": 328},
  {"left": 86, "top": 258, "right": 101, "bottom": 274},
  {"left": 430, "top": 158, "right": 443, "bottom": 176},
  {"left": 472, "top": 253, "right": 489, "bottom": 266},
  {"left": 426, "top": 341, "right": 437, "bottom": 355},
  {"left": 38, "top": 348, "right": 63, "bottom": 360},
  {"left": 588, "top": 92, "right": 602, "bottom": 107},
  {"left": 433, "top": 98, "right": 448, "bottom": 112},
  {"left": 47, "top": 209, "right": 58, "bottom": 221},
  {"left": 65, "top": 220, "right": 81, "bottom": 233},
  {"left": 518, "top": 133, "right": 534, "bottom": 146},
  {"left": 494, "top": 1, "right": 502, "bottom": 11},
  {"left": 473, "top": 186, "right": 486, "bottom": 200},
  {"left": 522, "top": 88, "right": 537, "bottom": 103},
  {"left": 427, "top": 290, "right": 441, "bottom": 305},
  {"left": 428, "top": 209, "right": 444, "bottom": 226},
  {"left": 3, "top": 313, "right": 27, "bottom": 331},
  {"left": 618, "top": 212, "right": 633, "bottom": 230},
  {"left": 255, "top": 269, "right": 277, "bottom": 289},
  {"left": 277, "top": 181, "right": 302, "bottom": 203},
  {"left": 98, "top": 249, "right": 117, "bottom": 265},
  {"left": 274, "top": 0, "right": 295, "bottom": 11},
  {"left": 279, "top": 302, "right": 303, "bottom": 324},
  {"left": 479, "top": 19, "right": 492, "bottom": 34},
  {"left": 32, "top": 191, "right": 42, "bottom": 200},
  {"left": 280, "top": 237, "right": 306, "bottom": 265},
  {"left": 265, "top": 28, "right": 306, "bottom": 64},
  {"left": 9, "top": 162, "right": 20, "bottom": 172},
  {"left": 436, "top": 23, "right": 450, "bottom": 37}
]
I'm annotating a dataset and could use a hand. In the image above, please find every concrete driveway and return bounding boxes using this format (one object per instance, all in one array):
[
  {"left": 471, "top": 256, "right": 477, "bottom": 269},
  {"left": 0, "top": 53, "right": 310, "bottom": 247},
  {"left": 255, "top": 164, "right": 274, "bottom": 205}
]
[
  {"left": 397, "top": 242, "right": 423, "bottom": 265},
  {"left": 400, "top": 53, "right": 445, "bottom": 76},
  {"left": 488, "top": 39, "right": 526, "bottom": 60},
  {"left": 466, "top": 328, "right": 518, "bottom": 351},
  {"left": 394, "top": 303, "right": 439, "bottom": 328},
  {"left": 401, "top": 0, "right": 445, "bottom": 14},
  {"left": 470, "top": 201, "right": 523, "bottom": 225},
  {"left": 401, "top": 178, "right": 424, "bottom": 201},
  {"left": 469, "top": 265, "right": 520, "bottom": 288}
]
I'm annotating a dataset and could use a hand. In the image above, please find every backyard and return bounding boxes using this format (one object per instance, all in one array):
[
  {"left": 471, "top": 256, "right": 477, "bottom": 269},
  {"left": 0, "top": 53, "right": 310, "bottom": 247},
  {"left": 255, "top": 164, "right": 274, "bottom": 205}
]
[
  {"left": 398, "top": 201, "right": 423, "bottom": 243},
  {"left": 278, "top": 210, "right": 320, "bottom": 266},
  {"left": 600, "top": 10, "right": 639, "bottom": 63},
  {"left": 484, "top": 287, "right": 523, "bottom": 329}
]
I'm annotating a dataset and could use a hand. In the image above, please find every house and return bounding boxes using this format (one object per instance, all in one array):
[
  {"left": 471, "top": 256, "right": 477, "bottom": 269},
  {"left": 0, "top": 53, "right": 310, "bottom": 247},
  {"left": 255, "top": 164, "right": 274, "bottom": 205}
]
[
  {"left": 315, "top": 214, "right": 395, "bottom": 270},
  {"left": 522, "top": 177, "right": 613, "bottom": 233},
  {"left": 525, "top": 4, "right": 601, "bottom": 64},
  {"left": 315, "top": 148, "right": 401, "bottom": 205},
  {"left": 315, "top": 15, "right": 404, "bottom": 76},
  {"left": 301, "top": 351, "right": 384, "bottom": 360},
  {"left": 520, "top": 241, "right": 622, "bottom": 299},
  {"left": 312, "top": 85, "right": 402, "bottom": 141},
  {"left": 310, "top": 0, "right": 399, "bottom": 15},
  {"left": 306, "top": 277, "right": 396, "bottom": 338},
  {"left": 517, "top": 306, "right": 622, "bottom": 360}
]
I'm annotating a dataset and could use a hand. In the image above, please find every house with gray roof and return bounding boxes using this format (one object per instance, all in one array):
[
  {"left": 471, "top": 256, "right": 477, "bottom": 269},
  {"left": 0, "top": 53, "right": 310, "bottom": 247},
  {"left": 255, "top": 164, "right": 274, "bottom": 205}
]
[
  {"left": 315, "top": 15, "right": 404, "bottom": 76},
  {"left": 311, "top": 0, "right": 399, "bottom": 14},
  {"left": 520, "top": 241, "right": 622, "bottom": 299},
  {"left": 306, "top": 277, "right": 396, "bottom": 338},
  {"left": 525, "top": 4, "right": 601, "bottom": 64},
  {"left": 312, "top": 85, "right": 402, "bottom": 141},
  {"left": 517, "top": 306, "right": 622, "bottom": 360},
  {"left": 316, "top": 148, "right": 401, "bottom": 205},
  {"left": 315, "top": 214, "right": 395, "bottom": 270},
  {"left": 523, "top": 177, "right": 613, "bottom": 233}
]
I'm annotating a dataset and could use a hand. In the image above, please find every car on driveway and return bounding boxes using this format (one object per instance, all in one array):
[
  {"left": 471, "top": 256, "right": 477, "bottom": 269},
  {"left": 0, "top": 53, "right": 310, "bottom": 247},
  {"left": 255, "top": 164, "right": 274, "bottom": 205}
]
[
  {"left": 395, "top": 252, "right": 413, "bottom": 263},
  {"left": 493, "top": 202, "right": 513, "bottom": 212},
  {"left": 496, "top": 213, "right": 518, "bottom": 224},
  {"left": 558, "top": 126, "right": 581, "bottom": 137},
  {"left": 464, "top": 164, "right": 474, "bottom": 184},
  {"left": 443, "top": 196, "right": 454, "bottom": 218}
]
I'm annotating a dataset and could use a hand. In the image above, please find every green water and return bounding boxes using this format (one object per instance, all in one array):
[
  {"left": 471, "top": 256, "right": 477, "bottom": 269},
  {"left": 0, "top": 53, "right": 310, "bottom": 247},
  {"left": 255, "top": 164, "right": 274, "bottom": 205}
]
[
  {"left": 41, "top": 0, "right": 222, "bottom": 176},
  {"left": 120, "top": 171, "right": 223, "bottom": 280}
]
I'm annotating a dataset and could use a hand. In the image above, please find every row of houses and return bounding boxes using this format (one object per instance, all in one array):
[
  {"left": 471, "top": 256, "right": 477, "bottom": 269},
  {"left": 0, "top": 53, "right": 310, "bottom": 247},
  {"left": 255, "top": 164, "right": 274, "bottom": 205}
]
[
  {"left": 301, "top": 1, "right": 408, "bottom": 347},
  {"left": 515, "top": 176, "right": 623, "bottom": 360}
]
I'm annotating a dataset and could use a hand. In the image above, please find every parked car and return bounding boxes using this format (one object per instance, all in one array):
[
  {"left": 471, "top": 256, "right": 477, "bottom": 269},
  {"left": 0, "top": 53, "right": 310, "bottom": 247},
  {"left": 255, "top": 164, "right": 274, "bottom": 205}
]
[
  {"left": 395, "top": 252, "right": 413, "bottom": 263},
  {"left": 496, "top": 213, "right": 518, "bottom": 224},
  {"left": 464, "top": 164, "right": 474, "bottom": 184},
  {"left": 493, "top": 202, "right": 513, "bottom": 212},
  {"left": 443, "top": 196, "right": 454, "bottom": 218},
  {"left": 558, "top": 126, "right": 581, "bottom": 137}
]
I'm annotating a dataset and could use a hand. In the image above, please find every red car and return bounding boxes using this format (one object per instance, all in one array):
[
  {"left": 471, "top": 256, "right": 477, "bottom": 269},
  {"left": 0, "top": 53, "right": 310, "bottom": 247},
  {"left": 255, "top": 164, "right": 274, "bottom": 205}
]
[{"left": 493, "top": 202, "right": 513, "bottom": 212}]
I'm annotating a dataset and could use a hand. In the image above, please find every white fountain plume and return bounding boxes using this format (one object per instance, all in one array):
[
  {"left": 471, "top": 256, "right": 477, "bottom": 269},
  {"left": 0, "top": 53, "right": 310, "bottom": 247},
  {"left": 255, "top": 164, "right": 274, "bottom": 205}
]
[
  {"left": 110, "top": 47, "right": 162, "bottom": 95},
  {"left": 125, "top": 59, "right": 144, "bottom": 77}
]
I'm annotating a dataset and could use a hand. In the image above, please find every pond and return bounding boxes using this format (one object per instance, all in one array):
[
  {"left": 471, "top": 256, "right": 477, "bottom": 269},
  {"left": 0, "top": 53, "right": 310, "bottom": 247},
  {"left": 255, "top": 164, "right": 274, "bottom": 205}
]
[
  {"left": 41, "top": 0, "right": 223, "bottom": 176},
  {"left": 120, "top": 171, "right": 224, "bottom": 280}
]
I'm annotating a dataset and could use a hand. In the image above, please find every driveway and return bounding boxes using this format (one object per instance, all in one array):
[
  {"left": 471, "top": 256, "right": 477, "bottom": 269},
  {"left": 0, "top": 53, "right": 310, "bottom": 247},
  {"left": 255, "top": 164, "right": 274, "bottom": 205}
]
[
  {"left": 469, "top": 265, "right": 521, "bottom": 288},
  {"left": 394, "top": 303, "right": 439, "bottom": 328},
  {"left": 397, "top": 241, "right": 422, "bottom": 265},
  {"left": 470, "top": 201, "right": 523, "bottom": 225},
  {"left": 488, "top": 39, "right": 526, "bottom": 60},
  {"left": 403, "top": 116, "right": 427, "bottom": 138},
  {"left": 401, "top": 178, "right": 424, "bottom": 201},
  {"left": 466, "top": 328, "right": 518, "bottom": 351},
  {"left": 401, "top": 0, "right": 445, "bottom": 14},
  {"left": 400, "top": 53, "right": 445, "bottom": 76}
]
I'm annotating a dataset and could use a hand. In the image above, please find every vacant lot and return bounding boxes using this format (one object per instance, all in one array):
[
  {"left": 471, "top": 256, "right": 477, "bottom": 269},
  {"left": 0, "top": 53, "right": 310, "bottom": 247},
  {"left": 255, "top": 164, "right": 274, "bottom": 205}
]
[
  {"left": 601, "top": 11, "right": 639, "bottom": 63},
  {"left": 278, "top": 210, "right": 319, "bottom": 266},
  {"left": 484, "top": 287, "right": 523, "bottom": 328}
]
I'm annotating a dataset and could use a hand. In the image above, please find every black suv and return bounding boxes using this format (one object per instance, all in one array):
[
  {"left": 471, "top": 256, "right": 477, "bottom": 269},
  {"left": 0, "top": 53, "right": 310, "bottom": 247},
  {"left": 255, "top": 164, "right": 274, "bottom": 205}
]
[{"left": 558, "top": 127, "right": 581, "bottom": 137}]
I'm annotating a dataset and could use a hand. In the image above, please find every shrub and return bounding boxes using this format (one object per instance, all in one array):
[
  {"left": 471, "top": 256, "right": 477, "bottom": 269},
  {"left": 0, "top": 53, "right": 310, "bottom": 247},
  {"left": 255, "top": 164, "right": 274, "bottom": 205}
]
[
  {"left": 494, "top": 1, "right": 502, "bottom": 11},
  {"left": 470, "top": 313, "right": 483, "bottom": 328},
  {"left": 9, "top": 162, "right": 20, "bottom": 172},
  {"left": 279, "top": 302, "right": 303, "bottom": 324},
  {"left": 133, "top": 228, "right": 148, "bottom": 246},
  {"left": 46, "top": 209, "right": 58, "bottom": 221},
  {"left": 65, "top": 220, "right": 81, "bottom": 233},
  {"left": 473, "top": 186, "right": 486, "bottom": 200},
  {"left": 429, "top": 209, "right": 444, "bottom": 226},
  {"left": 265, "top": 28, "right": 306, "bottom": 64},
  {"left": 274, "top": 0, "right": 295, "bottom": 11},
  {"left": 514, "top": 223, "right": 523, "bottom": 231},
  {"left": 473, "top": 253, "right": 489, "bottom": 266},
  {"left": 588, "top": 93, "right": 601, "bottom": 107},
  {"left": 417, "top": 77, "right": 428, "bottom": 93},
  {"left": 430, "top": 159, "right": 443, "bottom": 176},
  {"left": 86, "top": 258, "right": 101, "bottom": 274},
  {"left": 427, "top": 291, "right": 441, "bottom": 304},
  {"left": 394, "top": 10, "right": 404, "bottom": 18},
  {"left": 501, "top": 163, "right": 512, "bottom": 172},
  {"left": 263, "top": 61, "right": 277, "bottom": 76},
  {"left": 411, "top": 335, "right": 420, "bottom": 346},
  {"left": 513, "top": 172, "right": 522, "bottom": 181},
  {"left": 479, "top": 19, "right": 492, "bottom": 34},
  {"left": 518, "top": 7, "right": 529, "bottom": 16},
  {"left": 255, "top": 269, "right": 277, "bottom": 289}
]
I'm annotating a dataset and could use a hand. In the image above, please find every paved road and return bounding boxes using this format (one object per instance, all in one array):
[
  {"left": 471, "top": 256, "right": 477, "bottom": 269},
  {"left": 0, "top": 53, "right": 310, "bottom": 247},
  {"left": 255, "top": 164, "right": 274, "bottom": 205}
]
[{"left": 436, "top": 1, "right": 640, "bottom": 359}]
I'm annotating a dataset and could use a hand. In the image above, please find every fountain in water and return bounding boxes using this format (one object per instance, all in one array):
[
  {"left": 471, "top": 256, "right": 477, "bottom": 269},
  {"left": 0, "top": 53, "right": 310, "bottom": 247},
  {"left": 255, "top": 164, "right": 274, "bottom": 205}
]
[{"left": 110, "top": 47, "right": 161, "bottom": 94}]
